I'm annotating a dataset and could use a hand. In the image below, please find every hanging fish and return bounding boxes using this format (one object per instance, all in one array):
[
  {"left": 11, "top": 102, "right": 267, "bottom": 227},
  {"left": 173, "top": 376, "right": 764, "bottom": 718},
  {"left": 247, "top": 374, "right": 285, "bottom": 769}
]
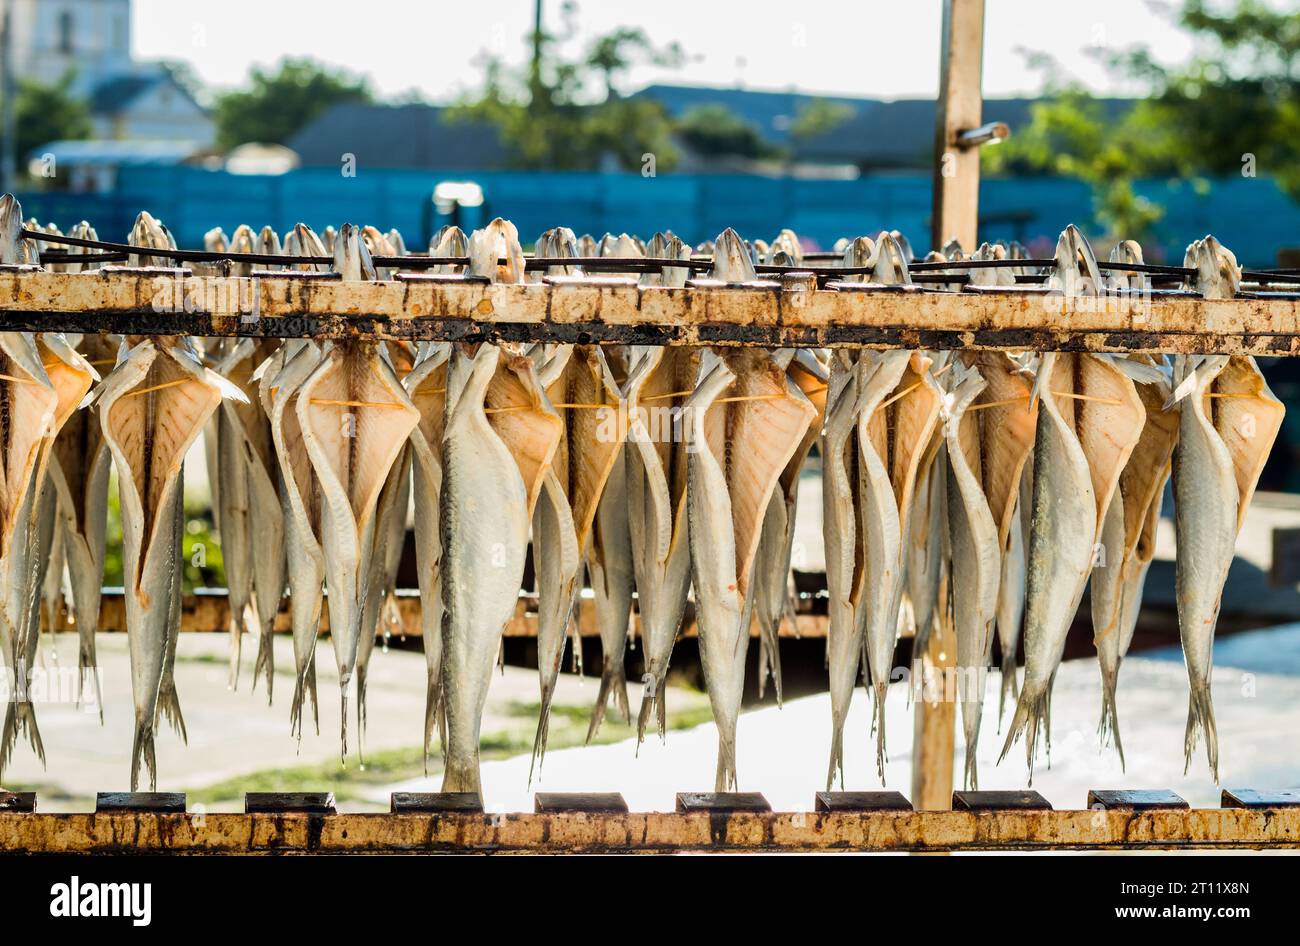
[
  {"left": 1000, "top": 227, "right": 1146, "bottom": 779},
  {"left": 1171, "top": 237, "right": 1283, "bottom": 780},
  {"left": 295, "top": 225, "right": 420, "bottom": 759},
  {"left": 686, "top": 346, "right": 816, "bottom": 790},
  {"left": 752, "top": 349, "right": 828, "bottom": 703}
]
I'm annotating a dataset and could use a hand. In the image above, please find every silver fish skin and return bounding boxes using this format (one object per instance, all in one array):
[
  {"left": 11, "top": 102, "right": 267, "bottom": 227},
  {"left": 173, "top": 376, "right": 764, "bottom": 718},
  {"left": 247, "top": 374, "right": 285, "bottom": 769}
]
[
  {"left": 821, "top": 352, "right": 864, "bottom": 787},
  {"left": 440, "top": 344, "right": 531, "bottom": 793},
  {"left": 709, "top": 228, "right": 758, "bottom": 282},
  {"left": 996, "top": 463, "right": 1029, "bottom": 726},
  {"left": 0, "top": 194, "right": 38, "bottom": 264},
  {"left": 262, "top": 341, "right": 326, "bottom": 741},
  {"left": 586, "top": 447, "right": 634, "bottom": 740},
  {"left": 405, "top": 343, "right": 450, "bottom": 766},
  {"left": 97, "top": 339, "right": 233, "bottom": 789},
  {"left": 855, "top": 349, "right": 912, "bottom": 781},
  {"left": 687, "top": 349, "right": 815, "bottom": 790},
  {"left": 753, "top": 349, "right": 827, "bottom": 704},
  {"left": 626, "top": 346, "right": 693, "bottom": 742},
  {"left": 999, "top": 354, "right": 1096, "bottom": 777},
  {"left": 1172, "top": 354, "right": 1235, "bottom": 780},
  {"left": 943, "top": 364, "right": 1000, "bottom": 790}
]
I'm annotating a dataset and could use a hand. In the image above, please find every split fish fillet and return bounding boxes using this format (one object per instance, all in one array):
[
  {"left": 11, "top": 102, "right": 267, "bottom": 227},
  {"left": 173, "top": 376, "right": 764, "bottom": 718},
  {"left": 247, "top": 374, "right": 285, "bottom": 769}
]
[{"left": 686, "top": 348, "right": 815, "bottom": 790}]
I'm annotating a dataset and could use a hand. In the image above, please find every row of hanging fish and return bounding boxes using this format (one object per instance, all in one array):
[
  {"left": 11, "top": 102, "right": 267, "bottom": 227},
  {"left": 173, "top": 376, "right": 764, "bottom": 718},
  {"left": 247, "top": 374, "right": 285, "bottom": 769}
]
[{"left": 0, "top": 194, "right": 1282, "bottom": 796}]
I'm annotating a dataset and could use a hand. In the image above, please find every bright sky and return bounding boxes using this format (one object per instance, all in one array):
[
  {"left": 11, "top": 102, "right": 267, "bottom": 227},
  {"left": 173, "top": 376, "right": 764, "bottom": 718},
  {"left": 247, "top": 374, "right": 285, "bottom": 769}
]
[{"left": 132, "top": 0, "right": 1198, "bottom": 101}]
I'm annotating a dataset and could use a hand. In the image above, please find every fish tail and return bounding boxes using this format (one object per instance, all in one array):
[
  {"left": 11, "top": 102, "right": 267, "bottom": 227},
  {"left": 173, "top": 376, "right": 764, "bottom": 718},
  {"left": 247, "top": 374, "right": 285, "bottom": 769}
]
[
  {"left": 156, "top": 684, "right": 188, "bottom": 745},
  {"left": 714, "top": 728, "right": 738, "bottom": 792},
  {"left": 530, "top": 683, "right": 557, "bottom": 784},
  {"left": 338, "top": 676, "right": 350, "bottom": 763},
  {"left": 998, "top": 649, "right": 1019, "bottom": 733},
  {"left": 252, "top": 628, "right": 274, "bottom": 705},
  {"left": 442, "top": 755, "right": 482, "bottom": 794},
  {"left": 826, "top": 710, "right": 847, "bottom": 792},
  {"left": 635, "top": 670, "right": 668, "bottom": 746},
  {"left": 1098, "top": 661, "right": 1126, "bottom": 771},
  {"left": 0, "top": 701, "right": 45, "bottom": 778},
  {"left": 227, "top": 614, "right": 243, "bottom": 691},
  {"left": 872, "top": 681, "right": 888, "bottom": 784},
  {"left": 290, "top": 659, "right": 314, "bottom": 744},
  {"left": 308, "top": 659, "right": 319, "bottom": 736},
  {"left": 355, "top": 664, "right": 369, "bottom": 764},
  {"left": 1183, "top": 680, "right": 1219, "bottom": 782},
  {"left": 422, "top": 669, "right": 442, "bottom": 775},
  {"left": 585, "top": 657, "right": 629, "bottom": 744},
  {"left": 757, "top": 610, "right": 784, "bottom": 705},
  {"left": 963, "top": 740, "right": 979, "bottom": 792},
  {"left": 130, "top": 716, "right": 157, "bottom": 792},
  {"left": 998, "top": 683, "right": 1048, "bottom": 784},
  {"left": 79, "top": 636, "right": 104, "bottom": 725}
]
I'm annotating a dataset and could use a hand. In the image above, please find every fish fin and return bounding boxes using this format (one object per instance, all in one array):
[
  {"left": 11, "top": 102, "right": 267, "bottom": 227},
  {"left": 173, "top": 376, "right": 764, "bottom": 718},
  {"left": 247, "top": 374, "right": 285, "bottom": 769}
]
[
  {"left": 586, "top": 656, "right": 629, "bottom": 744},
  {"left": 157, "top": 685, "right": 188, "bottom": 745},
  {"left": 826, "top": 707, "right": 848, "bottom": 791},
  {"left": 79, "top": 637, "right": 104, "bottom": 725},
  {"left": 338, "top": 675, "right": 350, "bottom": 763},
  {"left": 963, "top": 741, "right": 978, "bottom": 792},
  {"left": 998, "top": 649, "right": 1019, "bottom": 732},
  {"left": 252, "top": 625, "right": 275, "bottom": 705},
  {"left": 635, "top": 670, "right": 667, "bottom": 746},
  {"left": 756, "top": 609, "right": 784, "bottom": 705},
  {"left": 998, "top": 683, "right": 1049, "bottom": 784},
  {"left": 290, "top": 656, "right": 319, "bottom": 744},
  {"left": 0, "top": 701, "right": 45, "bottom": 779},
  {"left": 355, "top": 664, "right": 369, "bottom": 765},
  {"left": 1098, "top": 660, "right": 1126, "bottom": 771},
  {"left": 130, "top": 717, "right": 157, "bottom": 792},
  {"left": 227, "top": 613, "right": 244, "bottom": 690},
  {"left": 714, "top": 729, "right": 738, "bottom": 792},
  {"left": 422, "top": 667, "right": 443, "bottom": 775},
  {"left": 1183, "top": 681, "right": 1219, "bottom": 782},
  {"left": 872, "top": 681, "right": 888, "bottom": 784}
]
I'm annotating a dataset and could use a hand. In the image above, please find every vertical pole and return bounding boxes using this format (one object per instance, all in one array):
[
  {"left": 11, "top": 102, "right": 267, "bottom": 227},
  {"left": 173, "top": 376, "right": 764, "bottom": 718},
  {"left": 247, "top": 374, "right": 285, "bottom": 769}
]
[
  {"left": 914, "top": 0, "right": 985, "bottom": 814},
  {"left": 930, "top": 0, "right": 986, "bottom": 254},
  {"left": 0, "top": 1, "right": 17, "bottom": 193}
]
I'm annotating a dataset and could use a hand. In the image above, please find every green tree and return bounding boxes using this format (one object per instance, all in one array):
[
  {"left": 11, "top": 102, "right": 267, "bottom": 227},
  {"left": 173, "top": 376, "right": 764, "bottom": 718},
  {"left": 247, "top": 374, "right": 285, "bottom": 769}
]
[
  {"left": 789, "top": 99, "right": 852, "bottom": 142},
  {"left": 674, "top": 104, "right": 778, "bottom": 160},
  {"left": 214, "top": 58, "right": 372, "bottom": 150},
  {"left": 446, "top": 15, "right": 682, "bottom": 171},
  {"left": 985, "top": 0, "right": 1300, "bottom": 241},
  {"left": 9, "top": 72, "right": 92, "bottom": 176}
]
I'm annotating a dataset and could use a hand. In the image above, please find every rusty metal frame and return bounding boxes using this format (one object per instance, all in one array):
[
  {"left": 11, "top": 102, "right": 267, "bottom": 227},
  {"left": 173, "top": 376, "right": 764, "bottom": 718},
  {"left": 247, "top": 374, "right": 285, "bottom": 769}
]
[
  {"left": 2, "top": 808, "right": 1297, "bottom": 853},
  {"left": 4, "top": 269, "right": 1300, "bottom": 355}
]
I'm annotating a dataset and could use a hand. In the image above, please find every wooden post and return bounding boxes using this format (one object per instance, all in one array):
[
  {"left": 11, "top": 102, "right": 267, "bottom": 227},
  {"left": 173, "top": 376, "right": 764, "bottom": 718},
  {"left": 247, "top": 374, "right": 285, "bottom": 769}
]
[
  {"left": 915, "top": 0, "right": 986, "bottom": 815},
  {"left": 930, "top": 0, "right": 987, "bottom": 254}
]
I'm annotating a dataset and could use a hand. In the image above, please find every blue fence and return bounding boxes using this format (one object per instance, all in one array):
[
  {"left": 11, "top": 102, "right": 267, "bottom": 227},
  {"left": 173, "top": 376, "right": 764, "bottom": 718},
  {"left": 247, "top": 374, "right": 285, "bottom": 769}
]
[{"left": 16, "top": 166, "right": 1300, "bottom": 266}]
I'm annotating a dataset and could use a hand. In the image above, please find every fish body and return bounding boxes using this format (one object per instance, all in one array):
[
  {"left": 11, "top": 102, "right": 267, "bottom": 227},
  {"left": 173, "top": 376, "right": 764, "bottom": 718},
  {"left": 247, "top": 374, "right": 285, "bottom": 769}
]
[
  {"left": 687, "top": 349, "right": 815, "bottom": 790},
  {"left": 98, "top": 338, "right": 231, "bottom": 789},
  {"left": 261, "top": 341, "right": 326, "bottom": 740}
]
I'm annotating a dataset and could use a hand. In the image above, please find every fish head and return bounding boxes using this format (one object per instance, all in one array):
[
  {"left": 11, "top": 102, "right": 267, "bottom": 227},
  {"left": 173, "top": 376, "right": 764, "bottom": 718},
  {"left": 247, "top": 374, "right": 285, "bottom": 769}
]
[
  {"left": 1107, "top": 239, "right": 1147, "bottom": 292},
  {"left": 1186, "top": 235, "right": 1241, "bottom": 299},
  {"left": 709, "top": 228, "right": 757, "bottom": 283},
  {"left": 969, "top": 241, "right": 1013, "bottom": 287},
  {"left": 257, "top": 225, "right": 282, "bottom": 257},
  {"left": 204, "top": 227, "right": 229, "bottom": 254},
  {"left": 870, "top": 233, "right": 911, "bottom": 285},
  {"left": 1047, "top": 224, "right": 1102, "bottom": 297},
  {"left": 228, "top": 224, "right": 258, "bottom": 256},
  {"left": 126, "top": 211, "right": 175, "bottom": 267},
  {"left": 941, "top": 238, "right": 965, "bottom": 261},
  {"left": 429, "top": 225, "right": 469, "bottom": 275},
  {"left": 642, "top": 231, "right": 692, "bottom": 288},
  {"left": 333, "top": 224, "right": 378, "bottom": 281},
  {"left": 467, "top": 218, "right": 525, "bottom": 283}
]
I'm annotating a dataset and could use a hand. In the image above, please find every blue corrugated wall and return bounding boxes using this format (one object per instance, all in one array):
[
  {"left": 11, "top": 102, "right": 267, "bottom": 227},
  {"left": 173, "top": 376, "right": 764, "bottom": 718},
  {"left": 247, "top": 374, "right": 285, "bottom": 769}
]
[{"left": 16, "top": 167, "right": 1300, "bottom": 266}]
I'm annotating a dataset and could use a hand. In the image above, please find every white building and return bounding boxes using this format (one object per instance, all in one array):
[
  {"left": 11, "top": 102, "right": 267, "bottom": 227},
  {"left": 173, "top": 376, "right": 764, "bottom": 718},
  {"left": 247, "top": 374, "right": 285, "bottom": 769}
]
[{"left": 5, "top": 0, "right": 214, "bottom": 146}]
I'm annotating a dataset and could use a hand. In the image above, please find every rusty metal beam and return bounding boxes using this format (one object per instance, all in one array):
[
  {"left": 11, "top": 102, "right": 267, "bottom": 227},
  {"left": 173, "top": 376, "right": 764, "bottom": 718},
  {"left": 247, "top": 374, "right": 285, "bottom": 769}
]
[
  {"left": 49, "top": 590, "right": 831, "bottom": 638},
  {"left": 3, "top": 270, "right": 1300, "bottom": 355},
  {"left": 2, "top": 808, "right": 1297, "bottom": 853}
]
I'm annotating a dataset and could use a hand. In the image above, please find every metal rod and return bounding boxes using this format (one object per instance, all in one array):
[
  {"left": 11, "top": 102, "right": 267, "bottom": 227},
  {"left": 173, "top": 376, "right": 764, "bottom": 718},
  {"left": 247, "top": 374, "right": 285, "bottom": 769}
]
[{"left": 956, "top": 121, "right": 1010, "bottom": 148}]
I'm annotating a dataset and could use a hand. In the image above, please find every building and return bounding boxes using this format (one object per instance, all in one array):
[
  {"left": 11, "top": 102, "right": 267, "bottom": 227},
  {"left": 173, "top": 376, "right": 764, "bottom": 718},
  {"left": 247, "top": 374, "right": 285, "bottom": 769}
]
[
  {"left": 6, "top": 0, "right": 214, "bottom": 147},
  {"left": 288, "top": 103, "right": 505, "bottom": 170},
  {"left": 4, "top": 0, "right": 132, "bottom": 92},
  {"left": 89, "top": 72, "right": 212, "bottom": 143}
]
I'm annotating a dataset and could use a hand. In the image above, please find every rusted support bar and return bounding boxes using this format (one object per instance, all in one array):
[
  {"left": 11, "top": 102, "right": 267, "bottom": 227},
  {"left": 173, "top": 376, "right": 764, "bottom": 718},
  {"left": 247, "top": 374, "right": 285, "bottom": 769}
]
[
  {"left": 2, "top": 809, "right": 1298, "bottom": 853},
  {"left": 3, "top": 270, "right": 1300, "bottom": 355}
]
